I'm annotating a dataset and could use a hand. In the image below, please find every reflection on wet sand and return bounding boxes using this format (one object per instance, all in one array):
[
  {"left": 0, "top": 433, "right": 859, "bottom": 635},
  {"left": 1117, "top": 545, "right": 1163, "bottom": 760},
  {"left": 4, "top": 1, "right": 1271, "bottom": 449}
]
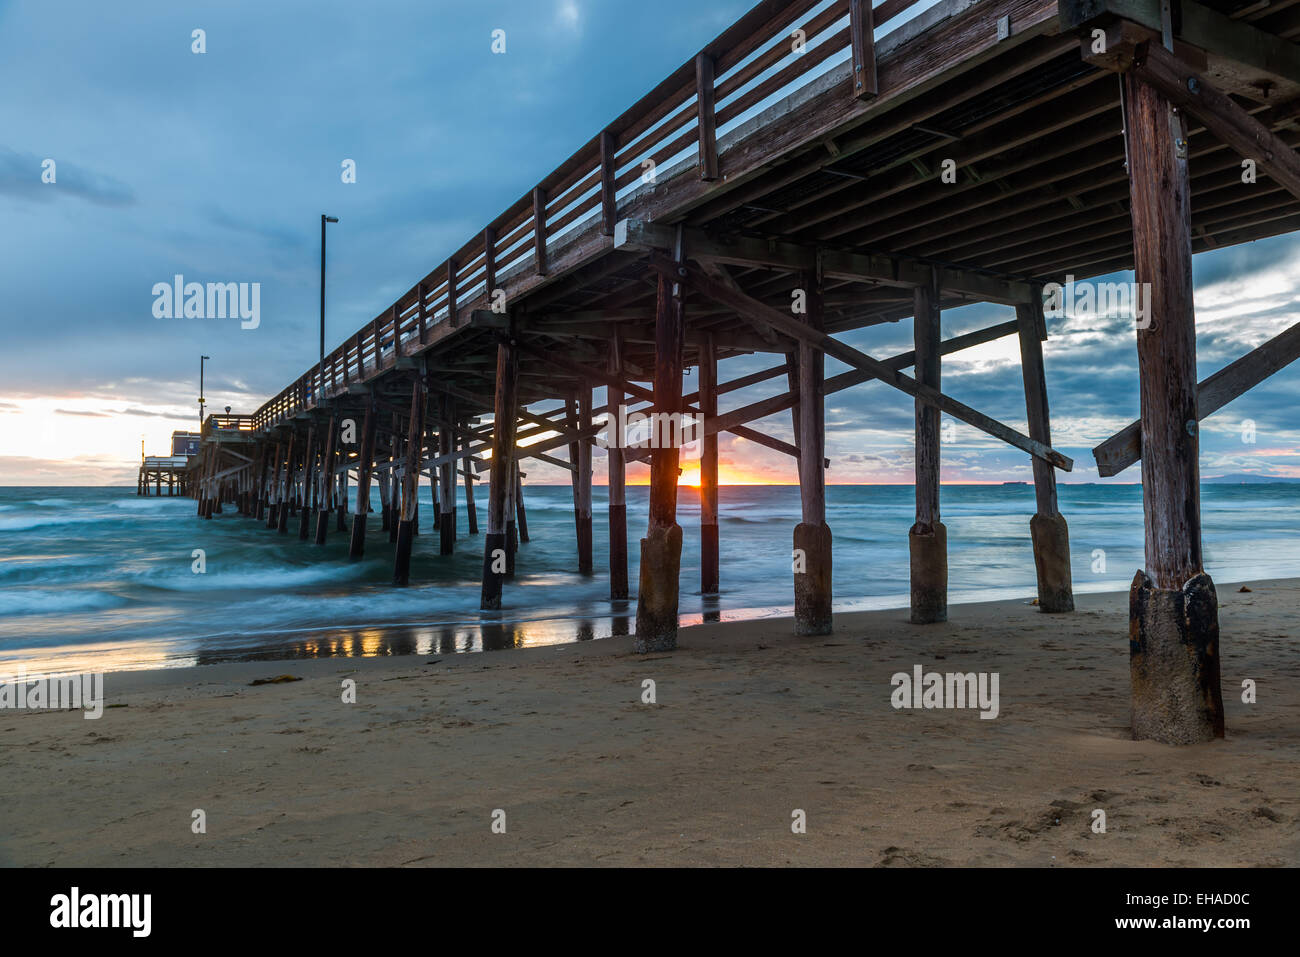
[{"left": 192, "top": 613, "right": 639, "bottom": 665}]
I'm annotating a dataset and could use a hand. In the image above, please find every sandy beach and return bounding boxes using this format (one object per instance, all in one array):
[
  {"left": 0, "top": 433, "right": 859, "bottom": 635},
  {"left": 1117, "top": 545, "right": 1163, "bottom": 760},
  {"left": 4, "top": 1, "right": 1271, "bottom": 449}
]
[{"left": 3, "top": 581, "right": 1297, "bottom": 868}]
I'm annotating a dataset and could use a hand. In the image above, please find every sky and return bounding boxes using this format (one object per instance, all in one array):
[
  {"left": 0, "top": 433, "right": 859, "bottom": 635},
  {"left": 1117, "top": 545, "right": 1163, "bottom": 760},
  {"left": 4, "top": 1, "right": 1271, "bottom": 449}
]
[{"left": 2, "top": 0, "right": 1299, "bottom": 487}]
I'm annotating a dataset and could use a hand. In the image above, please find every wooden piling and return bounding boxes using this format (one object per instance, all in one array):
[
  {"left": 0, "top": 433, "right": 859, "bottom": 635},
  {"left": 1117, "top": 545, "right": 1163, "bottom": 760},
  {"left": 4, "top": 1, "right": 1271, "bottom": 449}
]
[
  {"left": 576, "top": 388, "right": 594, "bottom": 575},
  {"left": 699, "top": 334, "right": 719, "bottom": 597},
  {"left": 513, "top": 463, "right": 528, "bottom": 543},
  {"left": 794, "top": 276, "right": 831, "bottom": 635},
  {"left": 253, "top": 443, "right": 267, "bottom": 521},
  {"left": 635, "top": 268, "right": 685, "bottom": 653},
  {"left": 265, "top": 441, "right": 283, "bottom": 529},
  {"left": 314, "top": 415, "right": 336, "bottom": 545},
  {"left": 1122, "top": 71, "right": 1224, "bottom": 743},
  {"left": 336, "top": 467, "right": 347, "bottom": 532},
  {"left": 909, "top": 268, "right": 946, "bottom": 624},
  {"left": 482, "top": 339, "right": 518, "bottom": 609},
  {"left": 394, "top": 382, "right": 425, "bottom": 586},
  {"left": 1017, "top": 299, "right": 1074, "bottom": 613},
  {"left": 349, "top": 401, "right": 377, "bottom": 559},
  {"left": 389, "top": 415, "right": 401, "bottom": 543},
  {"left": 505, "top": 454, "right": 518, "bottom": 578},
  {"left": 298, "top": 426, "right": 316, "bottom": 540},
  {"left": 607, "top": 337, "right": 629, "bottom": 600},
  {"left": 463, "top": 429, "right": 479, "bottom": 535},
  {"left": 439, "top": 397, "right": 457, "bottom": 556},
  {"left": 277, "top": 432, "right": 295, "bottom": 533}
]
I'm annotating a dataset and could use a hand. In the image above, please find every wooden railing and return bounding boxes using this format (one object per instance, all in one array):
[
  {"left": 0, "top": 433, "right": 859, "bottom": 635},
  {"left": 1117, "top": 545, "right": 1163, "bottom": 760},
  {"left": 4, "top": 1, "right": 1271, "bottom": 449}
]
[
  {"left": 251, "top": 0, "right": 929, "bottom": 434},
  {"left": 202, "top": 414, "right": 256, "bottom": 439}
]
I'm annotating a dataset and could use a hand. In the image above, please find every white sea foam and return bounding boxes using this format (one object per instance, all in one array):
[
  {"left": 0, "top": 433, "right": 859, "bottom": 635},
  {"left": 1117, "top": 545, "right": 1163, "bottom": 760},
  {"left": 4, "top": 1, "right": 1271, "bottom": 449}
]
[{"left": 0, "top": 589, "right": 125, "bottom": 617}]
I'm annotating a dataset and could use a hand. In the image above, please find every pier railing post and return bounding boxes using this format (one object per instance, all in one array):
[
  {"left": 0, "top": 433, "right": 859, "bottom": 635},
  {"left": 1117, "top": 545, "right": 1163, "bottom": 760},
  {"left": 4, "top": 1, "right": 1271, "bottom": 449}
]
[
  {"left": 909, "top": 267, "right": 947, "bottom": 624},
  {"left": 1122, "top": 70, "right": 1224, "bottom": 743},
  {"left": 394, "top": 382, "right": 425, "bottom": 586},
  {"left": 635, "top": 262, "right": 685, "bottom": 653},
  {"left": 1017, "top": 298, "right": 1073, "bottom": 613},
  {"left": 794, "top": 273, "right": 831, "bottom": 635},
  {"left": 482, "top": 335, "right": 518, "bottom": 609}
]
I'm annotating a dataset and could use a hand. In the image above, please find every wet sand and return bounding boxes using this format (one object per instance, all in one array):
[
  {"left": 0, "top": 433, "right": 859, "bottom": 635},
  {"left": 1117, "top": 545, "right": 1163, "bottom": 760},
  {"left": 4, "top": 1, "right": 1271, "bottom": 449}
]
[{"left": 3, "top": 581, "right": 1297, "bottom": 867}]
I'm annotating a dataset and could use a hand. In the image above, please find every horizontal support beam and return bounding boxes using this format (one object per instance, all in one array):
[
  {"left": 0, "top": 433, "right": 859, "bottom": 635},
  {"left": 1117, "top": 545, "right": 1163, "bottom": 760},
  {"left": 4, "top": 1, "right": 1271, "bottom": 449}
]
[
  {"left": 615, "top": 219, "right": 1034, "bottom": 305},
  {"left": 1060, "top": 0, "right": 1300, "bottom": 97},
  {"left": 1094, "top": 318, "right": 1300, "bottom": 475}
]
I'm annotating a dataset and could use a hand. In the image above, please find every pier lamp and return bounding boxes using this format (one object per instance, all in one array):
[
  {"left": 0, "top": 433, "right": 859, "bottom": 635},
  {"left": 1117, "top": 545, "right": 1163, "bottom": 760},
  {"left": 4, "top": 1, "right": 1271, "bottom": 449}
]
[
  {"left": 320, "top": 214, "right": 339, "bottom": 399},
  {"left": 199, "top": 354, "right": 211, "bottom": 425}
]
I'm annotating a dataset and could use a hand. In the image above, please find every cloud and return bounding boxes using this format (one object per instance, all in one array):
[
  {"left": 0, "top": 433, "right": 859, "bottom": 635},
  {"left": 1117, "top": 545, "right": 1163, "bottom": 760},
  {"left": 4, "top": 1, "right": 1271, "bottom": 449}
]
[
  {"left": 557, "top": 0, "right": 581, "bottom": 32},
  {"left": 54, "top": 408, "right": 110, "bottom": 417},
  {"left": 0, "top": 147, "right": 135, "bottom": 207}
]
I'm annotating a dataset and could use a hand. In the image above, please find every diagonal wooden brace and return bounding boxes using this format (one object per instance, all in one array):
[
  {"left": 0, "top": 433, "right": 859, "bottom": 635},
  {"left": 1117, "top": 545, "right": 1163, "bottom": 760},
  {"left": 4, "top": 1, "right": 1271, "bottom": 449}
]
[
  {"left": 1094, "top": 318, "right": 1300, "bottom": 475},
  {"left": 659, "top": 254, "right": 1073, "bottom": 471}
]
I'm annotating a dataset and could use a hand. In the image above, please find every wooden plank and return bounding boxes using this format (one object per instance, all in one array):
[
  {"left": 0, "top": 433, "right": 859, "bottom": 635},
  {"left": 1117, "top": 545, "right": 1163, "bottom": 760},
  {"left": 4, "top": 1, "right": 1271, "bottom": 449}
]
[
  {"left": 850, "top": 0, "right": 878, "bottom": 100},
  {"left": 696, "top": 53, "right": 720, "bottom": 181},
  {"left": 1094, "top": 318, "right": 1300, "bottom": 476},
  {"left": 665, "top": 256, "right": 1073, "bottom": 470}
]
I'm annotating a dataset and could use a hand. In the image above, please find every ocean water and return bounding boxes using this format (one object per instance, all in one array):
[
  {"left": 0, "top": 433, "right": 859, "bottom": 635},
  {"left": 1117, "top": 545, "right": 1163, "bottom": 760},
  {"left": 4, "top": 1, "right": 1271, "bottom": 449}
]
[{"left": 1, "top": 483, "right": 1297, "bottom": 675}]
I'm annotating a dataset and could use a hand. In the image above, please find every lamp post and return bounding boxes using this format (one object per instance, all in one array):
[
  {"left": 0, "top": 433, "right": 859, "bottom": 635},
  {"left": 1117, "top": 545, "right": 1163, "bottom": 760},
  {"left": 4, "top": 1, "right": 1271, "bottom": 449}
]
[
  {"left": 320, "top": 214, "right": 339, "bottom": 398},
  {"left": 199, "top": 354, "right": 211, "bottom": 425}
]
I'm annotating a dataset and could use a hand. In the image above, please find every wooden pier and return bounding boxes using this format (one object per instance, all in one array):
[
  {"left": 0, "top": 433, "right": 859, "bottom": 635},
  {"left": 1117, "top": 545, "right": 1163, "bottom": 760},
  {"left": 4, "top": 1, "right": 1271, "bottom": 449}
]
[{"left": 186, "top": 0, "right": 1300, "bottom": 744}]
